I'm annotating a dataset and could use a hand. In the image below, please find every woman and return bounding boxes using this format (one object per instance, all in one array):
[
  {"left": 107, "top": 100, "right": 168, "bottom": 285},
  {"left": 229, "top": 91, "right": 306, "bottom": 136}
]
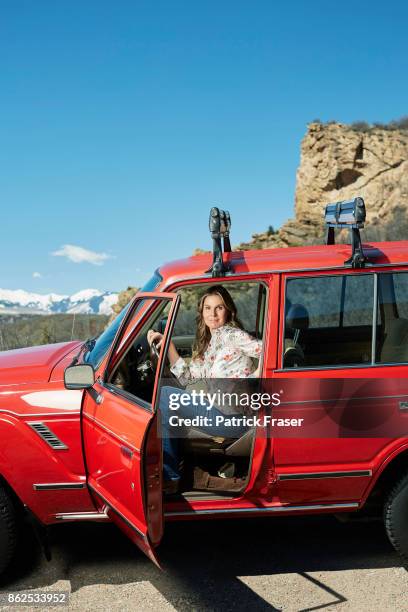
[{"left": 147, "top": 285, "right": 262, "bottom": 492}]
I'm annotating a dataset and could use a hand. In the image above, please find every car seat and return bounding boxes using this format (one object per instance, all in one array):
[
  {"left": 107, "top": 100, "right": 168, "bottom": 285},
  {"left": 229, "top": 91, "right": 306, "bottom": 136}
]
[
  {"left": 380, "top": 318, "right": 408, "bottom": 363},
  {"left": 183, "top": 426, "right": 254, "bottom": 456},
  {"left": 283, "top": 303, "right": 309, "bottom": 368}
]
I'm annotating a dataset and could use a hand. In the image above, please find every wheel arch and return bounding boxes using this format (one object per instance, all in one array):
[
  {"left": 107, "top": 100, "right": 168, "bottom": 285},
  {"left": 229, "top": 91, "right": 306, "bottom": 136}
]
[
  {"left": 0, "top": 473, "right": 25, "bottom": 516},
  {"left": 364, "top": 445, "right": 408, "bottom": 510}
]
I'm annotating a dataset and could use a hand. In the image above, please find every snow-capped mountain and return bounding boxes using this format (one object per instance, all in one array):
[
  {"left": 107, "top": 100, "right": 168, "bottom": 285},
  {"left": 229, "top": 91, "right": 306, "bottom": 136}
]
[{"left": 0, "top": 288, "right": 118, "bottom": 315}]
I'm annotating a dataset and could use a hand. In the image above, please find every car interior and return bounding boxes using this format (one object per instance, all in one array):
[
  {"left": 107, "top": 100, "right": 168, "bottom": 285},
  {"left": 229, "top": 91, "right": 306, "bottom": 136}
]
[
  {"left": 163, "top": 282, "right": 266, "bottom": 497},
  {"left": 109, "top": 281, "right": 267, "bottom": 498}
]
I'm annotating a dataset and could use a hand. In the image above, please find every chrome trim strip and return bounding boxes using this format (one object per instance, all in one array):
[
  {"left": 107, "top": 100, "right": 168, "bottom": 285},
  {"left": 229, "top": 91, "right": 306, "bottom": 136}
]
[
  {"left": 277, "top": 470, "right": 372, "bottom": 481},
  {"left": 0, "top": 409, "right": 79, "bottom": 418},
  {"left": 33, "top": 483, "right": 86, "bottom": 491},
  {"left": 82, "top": 413, "right": 141, "bottom": 453},
  {"left": 55, "top": 508, "right": 110, "bottom": 521},
  {"left": 165, "top": 502, "right": 360, "bottom": 517},
  {"left": 279, "top": 394, "right": 408, "bottom": 406},
  {"left": 88, "top": 484, "right": 146, "bottom": 539}
]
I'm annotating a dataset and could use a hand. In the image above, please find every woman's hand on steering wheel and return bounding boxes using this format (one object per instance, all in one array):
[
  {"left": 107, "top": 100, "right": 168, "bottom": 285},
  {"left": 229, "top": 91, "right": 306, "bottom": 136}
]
[
  {"left": 147, "top": 330, "right": 163, "bottom": 362},
  {"left": 147, "top": 329, "right": 180, "bottom": 377},
  {"left": 147, "top": 330, "right": 163, "bottom": 348}
]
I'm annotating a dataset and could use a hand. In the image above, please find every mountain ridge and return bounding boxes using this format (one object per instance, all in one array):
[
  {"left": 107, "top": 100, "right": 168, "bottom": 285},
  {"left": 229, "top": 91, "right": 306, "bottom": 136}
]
[{"left": 0, "top": 288, "right": 118, "bottom": 315}]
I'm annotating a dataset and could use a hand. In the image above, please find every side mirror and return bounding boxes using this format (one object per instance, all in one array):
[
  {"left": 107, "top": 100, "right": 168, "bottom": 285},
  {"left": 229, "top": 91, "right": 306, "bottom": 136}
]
[{"left": 64, "top": 364, "right": 95, "bottom": 390}]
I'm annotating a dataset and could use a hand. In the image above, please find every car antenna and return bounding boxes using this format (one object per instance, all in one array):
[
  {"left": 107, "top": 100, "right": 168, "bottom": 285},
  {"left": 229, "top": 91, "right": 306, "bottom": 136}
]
[
  {"left": 206, "top": 207, "right": 233, "bottom": 277},
  {"left": 324, "top": 196, "right": 368, "bottom": 268}
]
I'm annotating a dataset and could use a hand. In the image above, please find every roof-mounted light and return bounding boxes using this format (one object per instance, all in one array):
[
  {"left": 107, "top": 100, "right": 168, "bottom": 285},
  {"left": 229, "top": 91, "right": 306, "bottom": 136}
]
[{"left": 324, "top": 196, "right": 368, "bottom": 268}]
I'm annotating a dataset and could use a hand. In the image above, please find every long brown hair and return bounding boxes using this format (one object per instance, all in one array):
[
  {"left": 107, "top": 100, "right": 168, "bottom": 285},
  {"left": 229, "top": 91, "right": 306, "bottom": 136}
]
[{"left": 192, "top": 285, "right": 243, "bottom": 359}]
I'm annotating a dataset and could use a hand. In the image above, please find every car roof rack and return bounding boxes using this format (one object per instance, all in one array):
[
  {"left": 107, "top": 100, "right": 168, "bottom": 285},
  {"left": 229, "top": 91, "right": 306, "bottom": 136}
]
[
  {"left": 206, "top": 207, "right": 233, "bottom": 277},
  {"left": 325, "top": 197, "right": 368, "bottom": 268}
]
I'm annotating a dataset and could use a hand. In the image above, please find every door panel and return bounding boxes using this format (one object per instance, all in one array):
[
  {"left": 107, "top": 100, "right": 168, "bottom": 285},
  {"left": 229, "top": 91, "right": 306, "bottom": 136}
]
[
  {"left": 271, "top": 371, "right": 396, "bottom": 503},
  {"left": 272, "top": 271, "right": 406, "bottom": 506},
  {"left": 82, "top": 292, "right": 179, "bottom": 564},
  {"left": 83, "top": 383, "right": 151, "bottom": 531}
]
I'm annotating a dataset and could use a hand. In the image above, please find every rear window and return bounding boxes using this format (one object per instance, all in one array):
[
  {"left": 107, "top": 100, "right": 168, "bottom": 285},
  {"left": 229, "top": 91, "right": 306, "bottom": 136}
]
[
  {"left": 285, "top": 274, "right": 374, "bottom": 329},
  {"left": 283, "top": 274, "right": 374, "bottom": 368}
]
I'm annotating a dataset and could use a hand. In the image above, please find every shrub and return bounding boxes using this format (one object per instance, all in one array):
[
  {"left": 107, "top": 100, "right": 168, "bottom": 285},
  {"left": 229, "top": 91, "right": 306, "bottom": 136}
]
[
  {"left": 350, "top": 121, "right": 371, "bottom": 132},
  {"left": 348, "top": 116, "right": 408, "bottom": 133}
]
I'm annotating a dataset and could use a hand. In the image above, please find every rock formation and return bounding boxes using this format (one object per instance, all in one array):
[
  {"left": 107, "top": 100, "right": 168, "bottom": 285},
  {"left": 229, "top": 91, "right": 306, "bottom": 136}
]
[{"left": 236, "top": 121, "right": 408, "bottom": 250}]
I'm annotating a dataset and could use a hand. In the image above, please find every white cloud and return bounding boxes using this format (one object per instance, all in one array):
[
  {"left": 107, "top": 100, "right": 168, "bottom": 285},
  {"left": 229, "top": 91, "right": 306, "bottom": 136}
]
[
  {"left": 32, "top": 272, "right": 42, "bottom": 279},
  {"left": 51, "top": 244, "right": 114, "bottom": 266}
]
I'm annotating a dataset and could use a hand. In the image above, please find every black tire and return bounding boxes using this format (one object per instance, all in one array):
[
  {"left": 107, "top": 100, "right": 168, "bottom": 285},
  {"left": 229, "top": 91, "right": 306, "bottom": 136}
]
[
  {"left": 0, "top": 484, "right": 17, "bottom": 576},
  {"left": 384, "top": 472, "right": 408, "bottom": 566}
]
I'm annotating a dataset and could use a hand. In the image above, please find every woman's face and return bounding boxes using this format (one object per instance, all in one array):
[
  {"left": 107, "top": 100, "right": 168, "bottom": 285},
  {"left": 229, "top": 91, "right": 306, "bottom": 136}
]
[{"left": 202, "top": 294, "right": 228, "bottom": 331}]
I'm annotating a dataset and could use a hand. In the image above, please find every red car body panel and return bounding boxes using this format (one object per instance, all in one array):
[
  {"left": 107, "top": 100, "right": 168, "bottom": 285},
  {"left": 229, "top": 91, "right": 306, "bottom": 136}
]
[
  {"left": 0, "top": 342, "right": 96, "bottom": 523},
  {"left": 0, "top": 341, "right": 81, "bottom": 385}
]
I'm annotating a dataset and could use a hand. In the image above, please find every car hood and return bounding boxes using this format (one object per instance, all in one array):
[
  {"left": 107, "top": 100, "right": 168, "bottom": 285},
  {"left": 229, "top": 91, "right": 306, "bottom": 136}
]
[{"left": 0, "top": 341, "right": 82, "bottom": 386}]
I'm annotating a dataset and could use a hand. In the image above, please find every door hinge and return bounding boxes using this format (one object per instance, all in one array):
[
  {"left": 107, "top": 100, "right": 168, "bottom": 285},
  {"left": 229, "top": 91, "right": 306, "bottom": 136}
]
[
  {"left": 267, "top": 469, "right": 279, "bottom": 485},
  {"left": 87, "top": 387, "right": 103, "bottom": 404}
]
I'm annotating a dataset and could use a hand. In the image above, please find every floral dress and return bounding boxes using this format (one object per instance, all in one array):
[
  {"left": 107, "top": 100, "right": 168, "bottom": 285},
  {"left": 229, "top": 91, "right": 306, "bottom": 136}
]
[{"left": 170, "top": 324, "right": 262, "bottom": 386}]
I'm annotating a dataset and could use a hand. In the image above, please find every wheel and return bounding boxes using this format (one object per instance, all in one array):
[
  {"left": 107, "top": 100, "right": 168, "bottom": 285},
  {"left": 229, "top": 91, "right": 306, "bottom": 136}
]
[
  {"left": 0, "top": 484, "right": 17, "bottom": 575},
  {"left": 384, "top": 472, "right": 408, "bottom": 566}
]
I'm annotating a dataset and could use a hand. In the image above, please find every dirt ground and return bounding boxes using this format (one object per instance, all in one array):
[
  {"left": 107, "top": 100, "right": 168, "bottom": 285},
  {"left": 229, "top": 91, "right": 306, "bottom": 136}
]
[{"left": 0, "top": 514, "right": 407, "bottom": 611}]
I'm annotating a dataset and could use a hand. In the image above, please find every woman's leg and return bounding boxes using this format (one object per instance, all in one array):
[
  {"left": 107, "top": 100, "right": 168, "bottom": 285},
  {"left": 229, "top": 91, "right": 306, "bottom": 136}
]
[
  {"left": 159, "top": 386, "right": 183, "bottom": 481},
  {"left": 159, "top": 385, "right": 248, "bottom": 481}
]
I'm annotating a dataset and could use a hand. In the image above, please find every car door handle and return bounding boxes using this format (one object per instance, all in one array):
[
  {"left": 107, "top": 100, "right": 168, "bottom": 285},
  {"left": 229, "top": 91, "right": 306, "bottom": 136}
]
[
  {"left": 399, "top": 401, "right": 408, "bottom": 411},
  {"left": 120, "top": 445, "right": 134, "bottom": 459}
]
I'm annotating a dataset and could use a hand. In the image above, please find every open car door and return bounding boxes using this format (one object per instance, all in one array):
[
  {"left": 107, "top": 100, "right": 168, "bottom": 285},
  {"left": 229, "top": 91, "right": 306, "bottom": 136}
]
[{"left": 81, "top": 291, "right": 180, "bottom": 566}]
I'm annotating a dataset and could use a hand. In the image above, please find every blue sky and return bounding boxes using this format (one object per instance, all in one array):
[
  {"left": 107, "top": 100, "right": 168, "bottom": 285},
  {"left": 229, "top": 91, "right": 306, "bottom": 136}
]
[{"left": 1, "top": 0, "right": 407, "bottom": 295}]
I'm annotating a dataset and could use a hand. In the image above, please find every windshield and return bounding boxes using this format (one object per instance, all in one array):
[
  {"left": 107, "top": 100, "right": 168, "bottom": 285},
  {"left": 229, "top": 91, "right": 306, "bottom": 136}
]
[{"left": 85, "top": 270, "right": 163, "bottom": 368}]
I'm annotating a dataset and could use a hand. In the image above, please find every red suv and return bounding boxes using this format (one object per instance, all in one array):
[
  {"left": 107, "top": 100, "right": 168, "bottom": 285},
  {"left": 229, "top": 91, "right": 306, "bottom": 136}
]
[{"left": 0, "top": 199, "right": 407, "bottom": 573}]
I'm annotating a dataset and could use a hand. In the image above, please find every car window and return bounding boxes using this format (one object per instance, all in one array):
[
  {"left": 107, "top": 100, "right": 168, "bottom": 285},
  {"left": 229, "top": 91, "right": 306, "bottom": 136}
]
[
  {"left": 343, "top": 275, "right": 375, "bottom": 326},
  {"left": 392, "top": 272, "right": 408, "bottom": 318},
  {"left": 170, "top": 281, "right": 266, "bottom": 367},
  {"left": 108, "top": 297, "right": 172, "bottom": 407},
  {"left": 283, "top": 274, "right": 374, "bottom": 368},
  {"left": 173, "top": 282, "right": 265, "bottom": 338},
  {"left": 285, "top": 276, "right": 342, "bottom": 328},
  {"left": 377, "top": 272, "right": 408, "bottom": 363},
  {"left": 85, "top": 271, "right": 162, "bottom": 368}
]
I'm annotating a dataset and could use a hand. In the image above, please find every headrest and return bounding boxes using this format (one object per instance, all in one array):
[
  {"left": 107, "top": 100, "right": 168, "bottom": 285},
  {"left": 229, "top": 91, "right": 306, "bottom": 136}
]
[{"left": 286, "top": 303, "right": 309, "bottom": 330}]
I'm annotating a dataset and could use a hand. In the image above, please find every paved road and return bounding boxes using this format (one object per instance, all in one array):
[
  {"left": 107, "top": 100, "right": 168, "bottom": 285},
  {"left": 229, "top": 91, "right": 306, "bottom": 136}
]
[{"left": 0, "top": 515, "right": 407, "bottom": 611}]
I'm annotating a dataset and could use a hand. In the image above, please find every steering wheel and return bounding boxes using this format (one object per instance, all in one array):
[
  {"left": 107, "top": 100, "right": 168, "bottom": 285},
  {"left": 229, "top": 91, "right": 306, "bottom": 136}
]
[
  {"left": 149, "top": 337, "right": 183, "bottom": 387},
  {"left": 150, "top": 339, "right": 160, "bottom": 368}
]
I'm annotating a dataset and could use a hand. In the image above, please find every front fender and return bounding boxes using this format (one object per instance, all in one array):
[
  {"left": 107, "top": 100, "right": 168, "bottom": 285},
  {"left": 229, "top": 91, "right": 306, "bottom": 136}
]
[{"left": 0, "top": 412, "right": 96, "bottom": 523}]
